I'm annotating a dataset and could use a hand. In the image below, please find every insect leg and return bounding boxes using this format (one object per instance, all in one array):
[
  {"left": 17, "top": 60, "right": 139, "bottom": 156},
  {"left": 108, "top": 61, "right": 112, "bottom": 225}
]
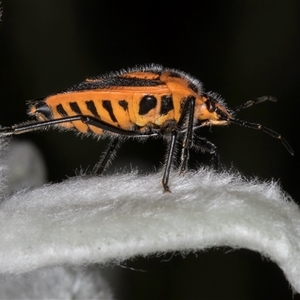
[
  {"left": 0, "top": 115, "right": 158, "bottom": 137},
  {"left": 177, "top": 96, "right": 196, "bottom": 174},
  {"left": 161, "top": 96, "right": 196, "bottom": 192},
  {"left": 192, "top": 136, "right": 219, "bottom": 170},
  {"left": 92, "top": 137, "right": 122, "bottom": 175},
  {"left": 0, "top": 119, "right": 79, "bottom": 136},
  {"left": 233, "top": 96, "right": 277, "bottom": 113},
  {"left": 162, "top": 129, "right": 178, "bottom": 193}
]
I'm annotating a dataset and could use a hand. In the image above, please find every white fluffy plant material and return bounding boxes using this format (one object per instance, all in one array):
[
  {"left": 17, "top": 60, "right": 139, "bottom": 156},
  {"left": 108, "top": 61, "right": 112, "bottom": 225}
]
[{"left": 0, "top": 140, "right": 299, "bottom": 296}]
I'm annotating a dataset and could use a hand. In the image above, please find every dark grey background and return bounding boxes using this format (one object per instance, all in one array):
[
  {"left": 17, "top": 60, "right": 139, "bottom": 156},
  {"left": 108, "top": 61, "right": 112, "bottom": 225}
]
[{"left": 0, "top": 1, "right": 299, "bottom": 299}]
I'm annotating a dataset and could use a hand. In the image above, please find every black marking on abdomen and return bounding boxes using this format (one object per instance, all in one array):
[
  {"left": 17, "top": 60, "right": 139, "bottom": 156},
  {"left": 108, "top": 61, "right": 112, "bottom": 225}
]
[
  {"left": 56, "top": 104, "right": 68, "bottom": 117},
  {"left": 102, "top": 100, "right": 118, "bottom": 123},
  {"left": 139, "top": 95, "right": 157, "bottom": 115},
  {"left": 69, "top": 102, "right": 82, "bottom": 115},
  {"left": 160, "top": 95, "right": 174, "bottom": 115},
  {"left": 86, "top": 100, "right": 101, "bottom": 119},
  {"left": 118, "top": 100, "right": 128, "bottom": 111}
]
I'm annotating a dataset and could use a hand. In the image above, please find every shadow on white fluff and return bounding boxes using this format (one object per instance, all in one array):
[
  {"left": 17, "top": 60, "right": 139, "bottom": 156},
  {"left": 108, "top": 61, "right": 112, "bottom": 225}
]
[
  {"left": 0, "top": 140, "right": 299, "bottom": 295},
  {"left": 0, "top": 266, "right": 113, "bottom": 300}
]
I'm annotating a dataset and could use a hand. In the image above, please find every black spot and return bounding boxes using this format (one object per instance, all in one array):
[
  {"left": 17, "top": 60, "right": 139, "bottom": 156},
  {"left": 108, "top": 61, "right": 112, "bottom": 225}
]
[
  {"left": 86, "top": 100, "right": 101, "bottom": 119},
  {"left": 160, "top": 95, "right": 174, "bottom": 115},
  {"left": 102, "top": 100, "right": 118, "bottom": 122},
  {"left": 188, "top": 82, "right": 199, "bottom": 93},
  {"left": 35, "top": 102, "right": 53, "bottom": 120},
  {"left": 56, "top": 104, "right": 68, "bottom": 117},
  {"left": 69, "top": 102, "right": 82, "bottom": 115},
  {"left": 118, "top": 100, "right": 128, "bottom": 111},
  {"left": 138, "top": 95, "right": 157, "bottom": 115}
]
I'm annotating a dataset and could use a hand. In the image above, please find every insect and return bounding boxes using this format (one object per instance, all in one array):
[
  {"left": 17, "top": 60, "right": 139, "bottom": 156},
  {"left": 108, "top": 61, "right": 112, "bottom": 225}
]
[{"left": 0, "top": 64, "right": 294, "bottom": 192}]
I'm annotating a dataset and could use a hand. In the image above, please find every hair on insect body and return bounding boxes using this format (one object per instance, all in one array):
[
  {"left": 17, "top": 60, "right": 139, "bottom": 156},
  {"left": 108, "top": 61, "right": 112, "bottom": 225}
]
[{"left": 0, "top": 64, "right": 294, "bottom": 192}]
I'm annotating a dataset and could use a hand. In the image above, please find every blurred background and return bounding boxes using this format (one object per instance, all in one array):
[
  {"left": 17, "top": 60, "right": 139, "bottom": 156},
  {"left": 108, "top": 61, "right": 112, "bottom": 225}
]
[{"left": 0, "top": 1, "right": 299, "bottom": 299}]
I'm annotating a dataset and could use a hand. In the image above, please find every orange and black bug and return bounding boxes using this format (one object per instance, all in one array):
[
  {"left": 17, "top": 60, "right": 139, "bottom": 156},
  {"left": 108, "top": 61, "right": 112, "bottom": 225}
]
[{"left": 0, "top": 64, "right": 294, "bottom": 192}]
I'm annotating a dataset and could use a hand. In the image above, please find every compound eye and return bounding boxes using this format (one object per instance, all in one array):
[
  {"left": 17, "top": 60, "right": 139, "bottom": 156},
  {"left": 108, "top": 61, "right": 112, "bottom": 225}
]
[
  {"left": 206, "top": 99, "right": 215, "bottom": 113},
  {"left": 34, "top": 102, "right": 53, "bottom": 120}
]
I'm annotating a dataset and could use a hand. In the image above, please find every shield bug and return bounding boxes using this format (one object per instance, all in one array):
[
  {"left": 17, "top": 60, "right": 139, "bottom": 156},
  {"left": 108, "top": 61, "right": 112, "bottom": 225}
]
[{"left": 0, "top": 64, "right": 293, "bottom": 192}]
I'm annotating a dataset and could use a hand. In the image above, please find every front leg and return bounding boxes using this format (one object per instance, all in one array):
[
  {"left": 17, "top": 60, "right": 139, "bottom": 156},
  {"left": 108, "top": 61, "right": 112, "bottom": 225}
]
[
  {"left": 162, "top": 129, "right": 178, "bottom": 193},
  {"left": 177, "top": 96, "right": 196, "bottom": 174}
]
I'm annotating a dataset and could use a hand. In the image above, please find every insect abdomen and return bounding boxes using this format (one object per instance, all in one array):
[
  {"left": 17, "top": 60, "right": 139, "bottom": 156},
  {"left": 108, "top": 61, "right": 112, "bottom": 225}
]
[{"left": 31, "top": 88, "right": 178, "bottom": 135}]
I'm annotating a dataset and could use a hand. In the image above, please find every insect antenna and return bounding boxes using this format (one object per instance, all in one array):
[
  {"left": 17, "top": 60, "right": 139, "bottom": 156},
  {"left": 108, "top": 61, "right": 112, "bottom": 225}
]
[
  {"left": 215, "top": 107, "right": 294, "bottom": 156},
  {"left": 233, "top": 96, "right": 277, "bottom": 113}
]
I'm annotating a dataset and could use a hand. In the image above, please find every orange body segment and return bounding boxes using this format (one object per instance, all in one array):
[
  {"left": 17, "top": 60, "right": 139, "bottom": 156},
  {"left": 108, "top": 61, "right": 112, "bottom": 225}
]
[{"left": 30, "top": 68, "right": 230, "bottom": 136}]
